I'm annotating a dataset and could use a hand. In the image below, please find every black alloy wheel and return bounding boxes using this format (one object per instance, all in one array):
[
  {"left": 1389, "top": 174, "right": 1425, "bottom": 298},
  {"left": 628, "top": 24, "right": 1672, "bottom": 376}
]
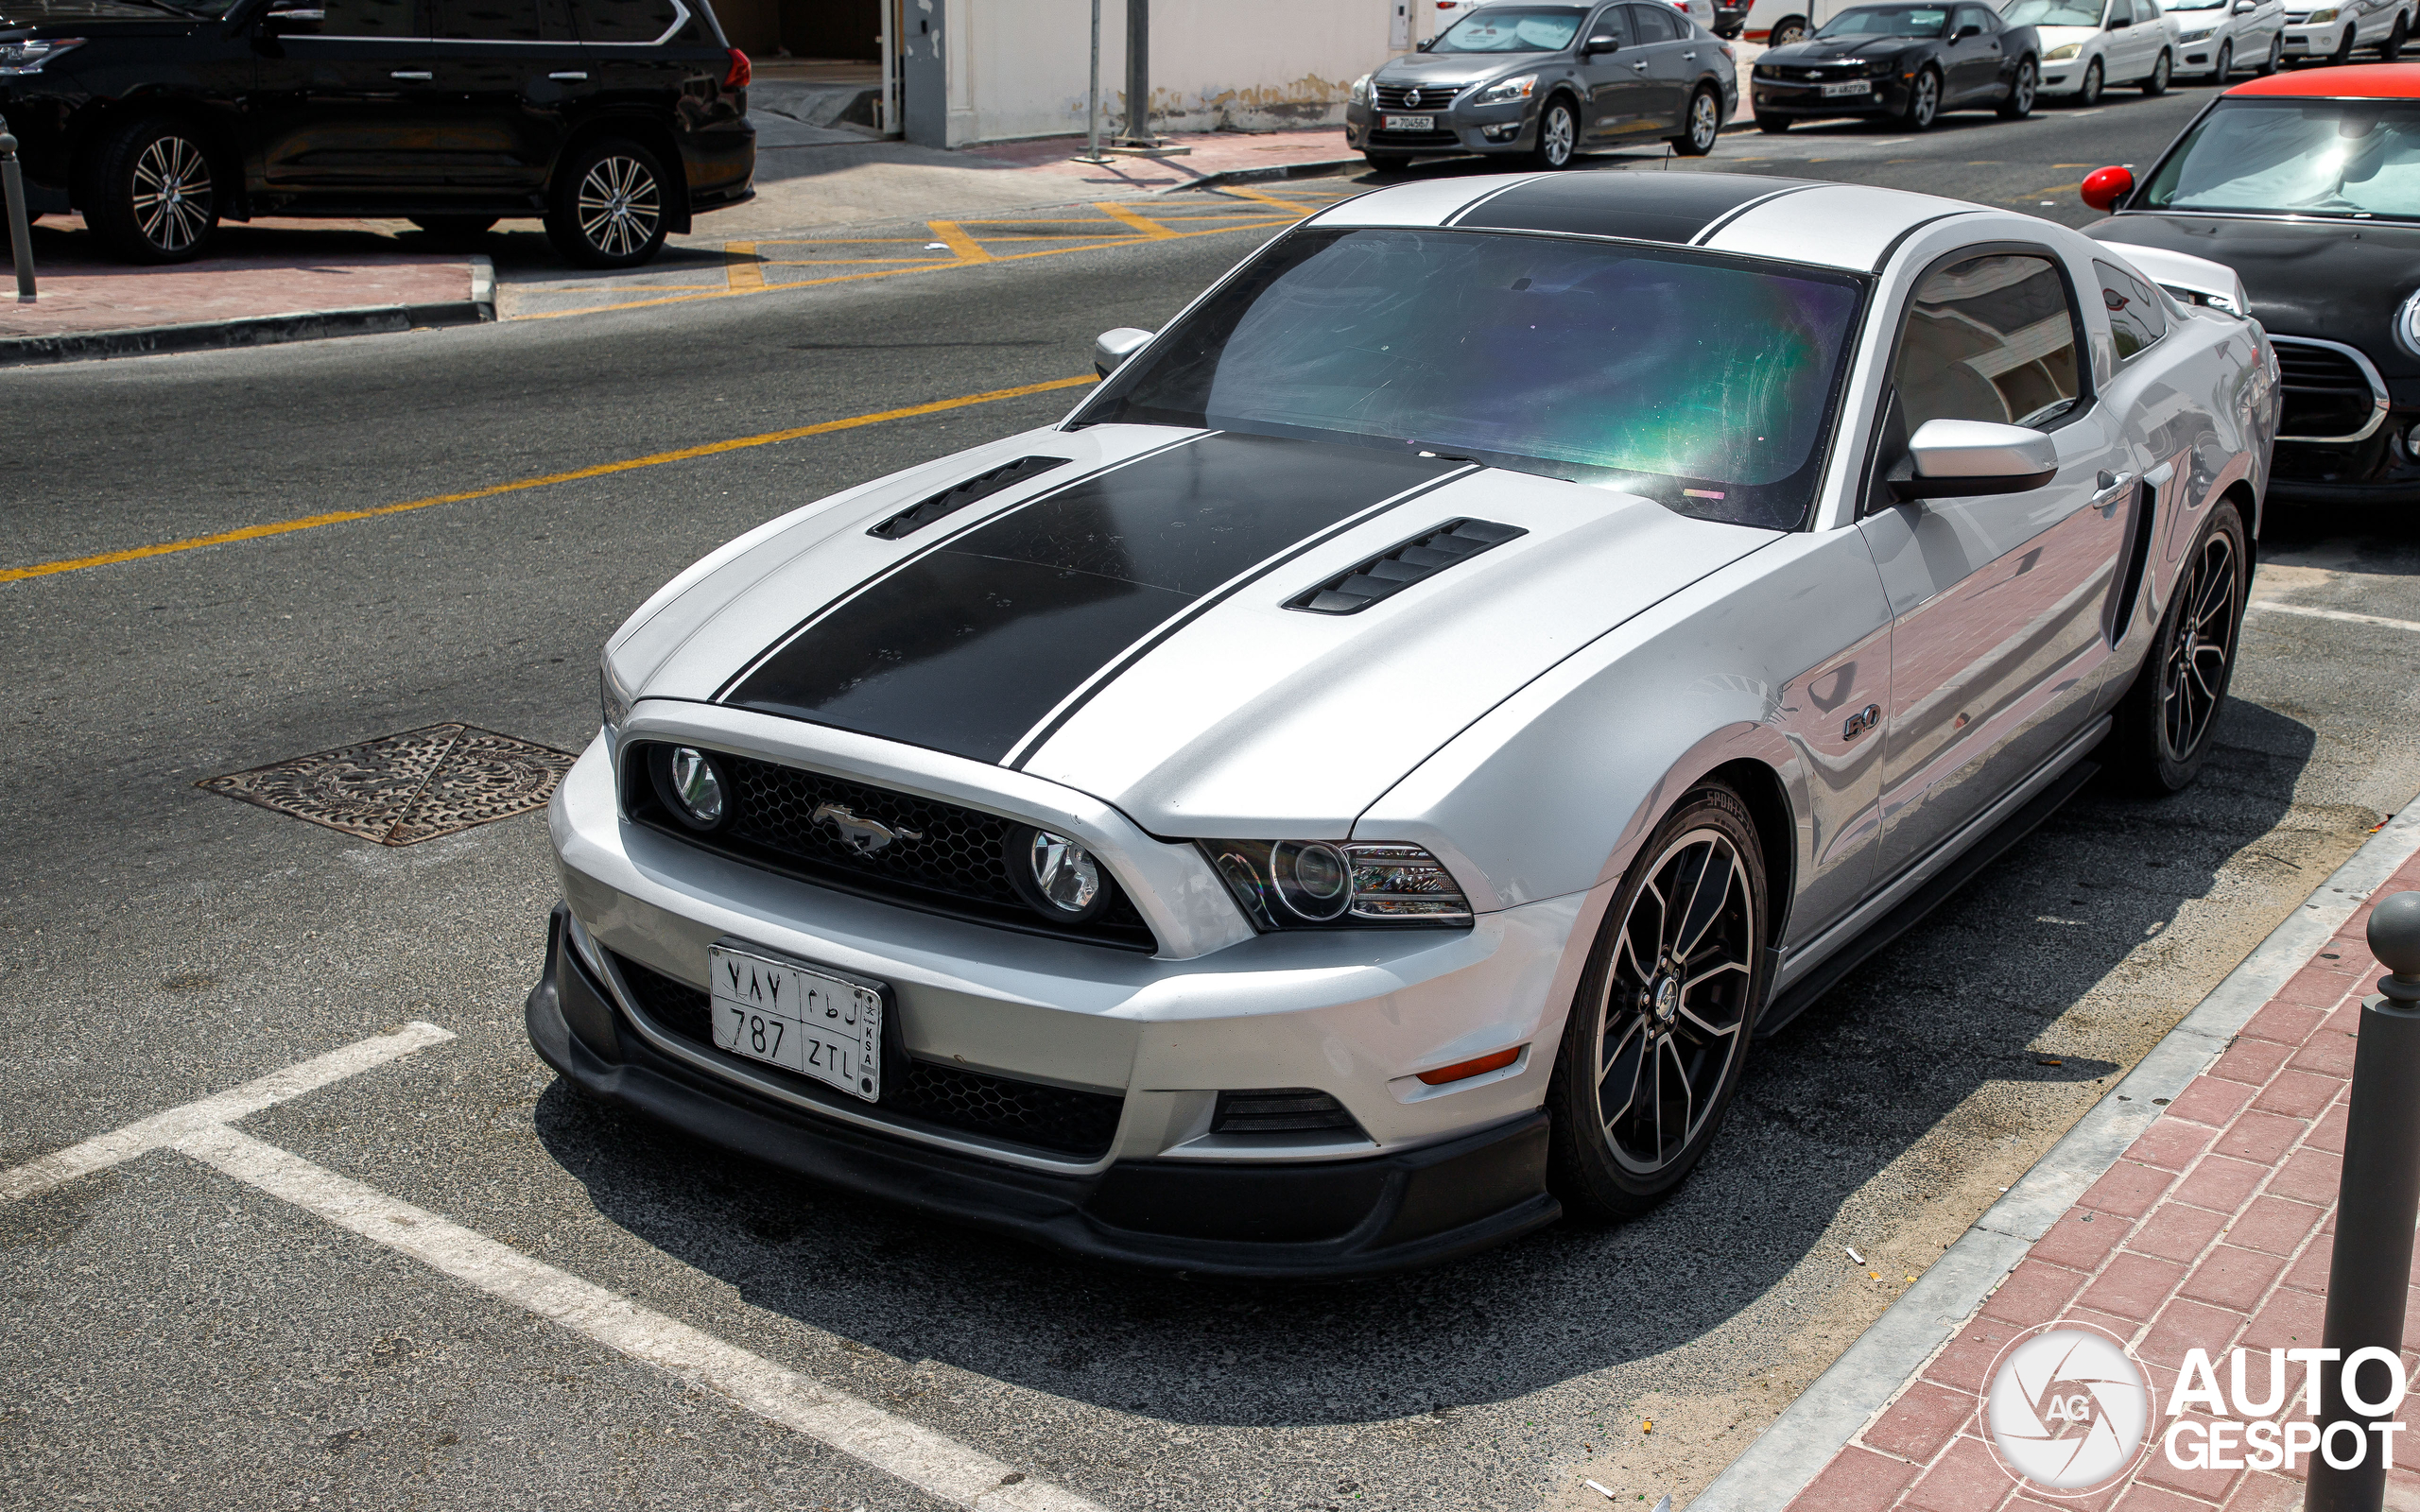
[
  {"left": 1547, "top": 784, "right": 1768, "bottom": 1219},
  {"left": 2212, "top": 40, "right": 2233, "bottom": 79},
  {"left": 2329, "top": 24, "right": 2357, "bottom": 61},
  {"left": 2142, "top": 49, "right": 2172, "bottom": 94},
  {"left": 2259, "top": 31, "right": 2283, "bottom": 71},
  {"left": 1676, "top": 86, "right": 1722, "bottom": 154},
  {"left": 2382, "top": 12, "right": 2407, "bottom": 59},
  {"left": 1770, "top": 16, "right": 1807, "bottom": 45},
  {"left": 87, "top": 117, "right": 218, "bottom": 264},
  {"left": 1902, "top": 66, "right": 1942, "bottom": 129},
  {"left": 2112, "top": 500, "right": 2245, "bottom": 794},
  {"left": 1532, "top": 96, "right": 1580, "bottom": 168},
  {"left": 410, "top": 215, "right": 500, "bottom": 246},
  {"left": 1999, "top": 57, "right": 2039, "bottom": 117},
  {"left": 544, "top": 137, "right": 669, "bottom": 268},
  {"left": 2077, "top": 58, "right": 2105, "bottom": 105}
]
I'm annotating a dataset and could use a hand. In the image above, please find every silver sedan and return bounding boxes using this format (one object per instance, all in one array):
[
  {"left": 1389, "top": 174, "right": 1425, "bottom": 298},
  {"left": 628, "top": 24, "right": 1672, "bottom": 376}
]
[{"left": 528, "top": 171, "right": 2279, "bottom": 1278}]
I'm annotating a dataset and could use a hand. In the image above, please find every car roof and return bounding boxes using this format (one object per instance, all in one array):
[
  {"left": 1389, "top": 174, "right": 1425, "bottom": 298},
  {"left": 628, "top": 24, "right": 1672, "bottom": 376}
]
[
  {"left": 2226, "top": 62, "right": 2420, "bottom": 98},
  {"left": 1309, "top": 171, "right": 1987, "bottom": 272}
]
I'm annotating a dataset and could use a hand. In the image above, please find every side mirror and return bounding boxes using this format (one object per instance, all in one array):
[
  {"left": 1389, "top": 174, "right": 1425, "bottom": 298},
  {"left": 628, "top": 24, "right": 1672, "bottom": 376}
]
[
  {"left": 1583, "top": 32, "right": 1620, "bottom": 52},
  {"left": 1893, "top": 419, "right": 2059, "bottom": 500},
  {"left": 1955, "top": 22, "right": 1982, "bottom": 38},
  {"left": 259, "top": 5, "right": 325, "bottom": 29},
  {"left": 1094, "top": 327, "right": 1152, "bottom": 377},
  {"left": 2080, "top": 163, "right": 2134, "bottom": 211},
  {"left": 2232, "top": 0, "right": 2256, "bottom": 12},
  {"left": 1416, "top": 36, "right": 1435, "bottom": 49}
]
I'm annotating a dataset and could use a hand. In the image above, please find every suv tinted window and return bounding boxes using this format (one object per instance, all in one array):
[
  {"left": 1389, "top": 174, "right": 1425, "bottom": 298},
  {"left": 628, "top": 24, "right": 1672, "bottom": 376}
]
[
  {"left": 1893, "top": 252, "right": 2083, "bottom": 430},
  {"left": 571, "top": 0, "right": 673, "bottom": 42},
  {"left": 323, "top": 0, "right": 421, "bottom": 37},
  {"left": 437, "top": 0, "right": 566, "bottom": 39},
  {"left": 2095, "top": 259, "right": 2168, "bottom": 360}
]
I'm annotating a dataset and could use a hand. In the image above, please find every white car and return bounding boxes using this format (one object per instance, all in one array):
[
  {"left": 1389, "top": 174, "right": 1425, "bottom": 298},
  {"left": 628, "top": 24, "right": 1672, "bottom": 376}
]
[
  {"left": 1739, "top": 0, "right": 1856, "bottom": 44},
  {"left": 2278, "top": 0, "right": 2411, "bottom": 61},
  {"left": 2157, "top": 0, "right": 2287, "bottom": 77},
  {"left": 2004, "top": 0, "right": 2176, "bottom": 101},
  {"left": 1435, "top": 0, "right": 1720, "bottom": 31}
]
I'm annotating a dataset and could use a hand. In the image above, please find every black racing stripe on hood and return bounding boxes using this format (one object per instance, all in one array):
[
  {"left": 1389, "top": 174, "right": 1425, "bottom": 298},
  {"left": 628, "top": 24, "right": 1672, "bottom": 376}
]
[
  {"left": 721, "top": 433, "right": 1462, "bottom": 765},
  {"left": 1451, "top": 173, "right": 1813, "bottom": 245}
]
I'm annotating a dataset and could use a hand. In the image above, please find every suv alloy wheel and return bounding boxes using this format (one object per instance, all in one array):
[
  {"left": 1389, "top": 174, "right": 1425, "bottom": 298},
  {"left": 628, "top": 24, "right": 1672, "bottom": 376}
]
[
  {"left": 545, "top": 137, "right": 669, "bottom": 268},
  {"left": 87, "top": 117, "right": 218, "bottom": 264}
]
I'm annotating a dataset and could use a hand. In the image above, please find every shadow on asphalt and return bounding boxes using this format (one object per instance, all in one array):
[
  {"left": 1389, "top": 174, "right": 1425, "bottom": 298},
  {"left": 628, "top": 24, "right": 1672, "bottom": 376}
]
[{"left": 526, "top": 699, "right": 2313, "bottom": 1427}]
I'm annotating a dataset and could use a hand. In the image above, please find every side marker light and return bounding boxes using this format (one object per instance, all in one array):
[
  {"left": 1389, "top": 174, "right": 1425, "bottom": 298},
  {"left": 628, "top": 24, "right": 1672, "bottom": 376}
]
[{"left": 1416, "top": 1046, "right": 1522, "bottom": 1085}]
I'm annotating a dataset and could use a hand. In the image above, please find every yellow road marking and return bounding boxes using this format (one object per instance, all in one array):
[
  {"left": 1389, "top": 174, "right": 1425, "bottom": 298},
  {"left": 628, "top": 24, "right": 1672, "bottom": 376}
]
[
  {"left": 925, "top": 220, "right": 993, "bottom": 263},
  {"left": 1094, "top": 201, "right": 1175, "bottom": 238},
  {"left": 724, "top": 242, "right": 766, "bottom": 292},
  {"left": 2010, "top": 180, "right": 2082, "bottom": 202},
  {"left": 2, "top": 375, "right": 1099, "bottom": 584}
]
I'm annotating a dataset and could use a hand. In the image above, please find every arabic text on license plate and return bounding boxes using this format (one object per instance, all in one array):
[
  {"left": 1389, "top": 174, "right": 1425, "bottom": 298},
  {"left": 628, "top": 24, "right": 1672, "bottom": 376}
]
[
  {"left": 1821, "top": 80, "right": 1872, "bottom": 95},
  {"left": 1381, "top": 113, "right": 1435, "bottom": 130},
  {"left": 708, "top": 944, "right": 883, "bottom": 1102}
]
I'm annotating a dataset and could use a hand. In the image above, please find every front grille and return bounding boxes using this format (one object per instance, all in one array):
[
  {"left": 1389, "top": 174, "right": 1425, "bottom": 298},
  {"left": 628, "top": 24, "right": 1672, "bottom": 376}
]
[
  {"left": 1763, "top": 62, "right": 1854, "bottom": 80},
  {"left": 1373, "top": 81, "right": 1463, "bottom": 111},
  {"left": 1212, "top": 1089, "right": 1365, "bottom": 1137},
  {"left": 2273, "top": 337, "right": 2384, "bottom": 441},
  {"left": 611, "top": 953, "right": 1128, "bottom": 1160},
  {"left": 626, "top": 746, "right": 1155, "bottom": 950}
]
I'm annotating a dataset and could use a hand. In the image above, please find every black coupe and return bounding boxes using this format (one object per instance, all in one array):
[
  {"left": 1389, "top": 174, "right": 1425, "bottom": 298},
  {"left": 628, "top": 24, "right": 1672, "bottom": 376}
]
[{"left": 1749, "top": 1, "right": 2041, "bottom": 130}]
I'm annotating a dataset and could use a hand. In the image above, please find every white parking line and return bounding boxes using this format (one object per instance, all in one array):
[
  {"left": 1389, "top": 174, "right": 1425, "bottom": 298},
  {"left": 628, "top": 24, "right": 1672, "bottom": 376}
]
[
  {"left": 0, "top": 1026, "right": 1108, "bottom": 1512},
  {"left": 2250, "top": 599, "right": 2420, "bottom": 634}
]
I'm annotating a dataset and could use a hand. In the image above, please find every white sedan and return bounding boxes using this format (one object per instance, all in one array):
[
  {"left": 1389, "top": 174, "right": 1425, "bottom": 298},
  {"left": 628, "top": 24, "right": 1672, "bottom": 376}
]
[
  {"left": 2159, "top": 0, "right": 2287, "bottom": 76},
  {"left": 2005, "top": 0, "right": 2178, "bottom": 98}
]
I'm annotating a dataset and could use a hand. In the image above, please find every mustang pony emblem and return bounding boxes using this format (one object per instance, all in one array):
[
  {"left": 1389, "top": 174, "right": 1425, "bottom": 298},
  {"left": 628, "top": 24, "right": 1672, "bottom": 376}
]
[{"left": 811, "top": 802, "right": 924, "bottom": 856}]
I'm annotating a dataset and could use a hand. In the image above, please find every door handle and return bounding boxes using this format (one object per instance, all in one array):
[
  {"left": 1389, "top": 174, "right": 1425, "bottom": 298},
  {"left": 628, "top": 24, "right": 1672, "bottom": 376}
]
[
  {"left": 1631, "top": 59, "right": 1649, "bottom": 68},
  {"left": 548, "top": 70, "right": 587, "bottom": 79},
  {"left": 2090, "top": 470, "right": 2137, "bottom": 508},
  {"left": 1684, "top": 48, "right": 1697, "bottom": 57},
  {"left": 390, "top": 69, "right": 432, "bottom": 78}
]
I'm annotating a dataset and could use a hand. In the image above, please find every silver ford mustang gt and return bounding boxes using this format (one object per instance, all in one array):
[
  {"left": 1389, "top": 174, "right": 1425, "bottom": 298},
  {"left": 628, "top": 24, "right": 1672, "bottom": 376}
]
[{"left": 527, "top": 171, "right": 2277, "bottom": 1278}]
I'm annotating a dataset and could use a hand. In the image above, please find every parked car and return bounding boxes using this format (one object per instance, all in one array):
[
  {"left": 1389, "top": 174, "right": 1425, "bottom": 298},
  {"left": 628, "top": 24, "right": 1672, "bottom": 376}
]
[
  {"left": 530, "top": 170, "right": 2275, "bottom": 1277},
  {"left": 2083, "top": 63, "right": 2418, "bottom": 503},
  {"left": 0, "top": 0, "right": 754, "bottom": 266},
  {"left": 1346, "top": 1, "right": 1740, "bottom": 167},
  {"left": 2279, "top": 0, "right": 2411, "bottom": 62},
  {"left": 2004, "top": 0, "right": 2175, "bottom": 102},
  {"left": 1750, "top": 2, "right": 2041, "bottom": 130},
  {"left": 2158, "top": 0, "right": 2288, "bottom": 77}
]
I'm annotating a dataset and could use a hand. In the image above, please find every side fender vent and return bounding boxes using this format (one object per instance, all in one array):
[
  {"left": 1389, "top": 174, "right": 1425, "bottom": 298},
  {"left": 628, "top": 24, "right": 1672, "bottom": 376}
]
[
  {"left": 1286, "top": 518, "right": 1527, "bottom": 615},
  {"left": 867, "top": 454, "right": 1071, "bottom": 540}
]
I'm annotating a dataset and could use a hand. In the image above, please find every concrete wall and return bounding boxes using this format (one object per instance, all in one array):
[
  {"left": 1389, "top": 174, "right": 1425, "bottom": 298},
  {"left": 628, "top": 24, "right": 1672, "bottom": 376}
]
[{"left": 938, "top": 0, "right": 1409, "bottom": 146}]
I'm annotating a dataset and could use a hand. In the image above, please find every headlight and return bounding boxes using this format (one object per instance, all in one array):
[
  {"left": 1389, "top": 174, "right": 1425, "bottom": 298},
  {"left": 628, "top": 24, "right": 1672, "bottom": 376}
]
[
  {"left": 2307, "top": 7, "right": 2338, "bottom": 21},
  {"left": 2179, "top": 25, "right": 2214, "bottom": 39},
  {"left": 1866, "top": 57, "right": 1898, "bottom": 75},
  {"left": 1350, "top": 72, "right": 1372, "bottom": 105},
  {"left": 599, "top": 655, "right": 635, "bottom": 738},
  {"left": 0, "top": 37, "right": 83, "bottom": 73},
  {"left": 648, "top": 745, "right": 730, "bottom": 832},
  {"left": 1474, "top": 73, "right": 1538, "bottom": 104},
  {"left": 1202, "top": 839, "right": 1474, "bottom": 929},
  {"left": 1006, "top": 825, "right": 1117, "bottom": 923},
  {"left": 2046, "top": 41, "right": 2083, "bottom": 59},
  {"left": 2396, "top": 288, "right": 2420, "bottom": 357}
]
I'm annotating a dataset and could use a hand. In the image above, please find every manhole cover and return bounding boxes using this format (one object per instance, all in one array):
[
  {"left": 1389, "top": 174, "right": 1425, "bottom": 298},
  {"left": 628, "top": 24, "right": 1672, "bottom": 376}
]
[{"left": 199, "top": 724, "right": 577, "bottom": 847}]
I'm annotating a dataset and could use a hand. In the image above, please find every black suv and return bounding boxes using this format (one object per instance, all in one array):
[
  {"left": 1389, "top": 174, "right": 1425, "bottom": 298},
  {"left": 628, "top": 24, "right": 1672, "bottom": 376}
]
[{"left": 0, "top": 0, "right": 753, "bottom": 266}]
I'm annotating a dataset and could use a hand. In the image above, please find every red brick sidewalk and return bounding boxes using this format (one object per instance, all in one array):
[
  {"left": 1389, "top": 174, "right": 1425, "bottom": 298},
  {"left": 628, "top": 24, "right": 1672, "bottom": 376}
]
[{"left": 1785, "top": 848, "right": 2420, "bottom": 1512}]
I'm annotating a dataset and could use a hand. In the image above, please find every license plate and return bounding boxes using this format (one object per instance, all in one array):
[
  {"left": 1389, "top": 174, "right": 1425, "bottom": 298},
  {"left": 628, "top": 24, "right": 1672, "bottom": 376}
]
[
  {"left": 708, "top": 942, "right": 884, "bottom": 1102},
  {"left": 1382, "top": 113, "right": 1436, "bottom": 129},
  {"left": 1822, "top": 80, "right": 1872, "bottom": 96}
]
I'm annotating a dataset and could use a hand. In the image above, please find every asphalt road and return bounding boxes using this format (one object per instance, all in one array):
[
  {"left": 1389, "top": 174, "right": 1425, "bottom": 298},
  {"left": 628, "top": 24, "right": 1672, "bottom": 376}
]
[{"left": 7, "top": 79, "right": 2420, "bottom": 1512}]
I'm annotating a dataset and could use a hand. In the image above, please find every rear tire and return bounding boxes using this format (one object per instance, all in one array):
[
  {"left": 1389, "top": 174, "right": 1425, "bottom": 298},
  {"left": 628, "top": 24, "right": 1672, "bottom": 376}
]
[
  {"left": 409, "top": 215, "right": 499, "bottom": 246},
  {"left": 2257, "top": 30, "right": 2283, "bottom": 71},
  {"left": 1546, "top": 784, "right": 1769, "bottom": 1222},
  {"left": 2142, "top": 49, "right": 2171, "bottom": 94},
  {"left": 1998, "top": 57, "right": 2038, "bottom": 117},
  {"left": 1769, "top": 16, "right": 1807, "bottom": 45},
  {"left": 83, "top": 116, "right": 220, "bottom": 264},
  {"left": 2110, "top": 500, "right": 2246, "bottom": 795},
  {"left": 1673, "top": 85, "right": 1721, "bottom": 154},
  {"left": 543, "top": 137, "right": 669, "bottom": 268}
]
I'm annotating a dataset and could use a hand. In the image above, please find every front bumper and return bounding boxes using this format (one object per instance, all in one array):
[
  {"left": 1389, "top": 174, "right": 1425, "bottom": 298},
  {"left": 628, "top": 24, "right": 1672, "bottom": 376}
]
[
  {"left": 2269, "top": 423, "right": 2420, "bottom": 504},
  {"left": 1343, "top": 94, "right": 1538, "bottom": 157},
  {"left": 1750, "top": 75, "right": 1911, "bottom": 116},
  {"left": 2280, "top": 20, "right": 2343, "bottom": 53},
  {"left": 529, "top": 906, "right": 1561, "bottom": 1277}
]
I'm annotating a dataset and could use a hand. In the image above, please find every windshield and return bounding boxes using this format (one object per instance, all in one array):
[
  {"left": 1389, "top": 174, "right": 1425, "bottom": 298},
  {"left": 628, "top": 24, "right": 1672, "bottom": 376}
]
[
  {"left": 1818, "top": 6, "right": 1952, "bottom": 35},
  {"left": 1428, "top": 5, "right": 1586, "bottom": 51},
  {"left": 2142, "top": 99, "right": 2420, "bottom": 218},
  {"left": 2001, "top": 0, "right": 2103, "bottom": 25},
  {"left": 1076, "top": 229, "right": 1866, "bottom": 531}
]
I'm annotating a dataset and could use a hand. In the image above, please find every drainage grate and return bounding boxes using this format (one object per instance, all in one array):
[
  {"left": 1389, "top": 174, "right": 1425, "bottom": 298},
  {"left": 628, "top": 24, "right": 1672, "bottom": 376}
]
[{"left": 199, "top": 724, "right": 576, "bottom": 846}]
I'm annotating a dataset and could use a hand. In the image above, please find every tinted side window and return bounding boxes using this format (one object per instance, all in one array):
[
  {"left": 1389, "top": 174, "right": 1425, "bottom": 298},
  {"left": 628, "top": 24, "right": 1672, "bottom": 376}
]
[
  {"left": 436, "top": 0, "right": 564, "bottom": 39},
  {"left": 1587, "top": 5, "right": 1635, "bottom": 43},
  {"left": 571, "top": 0, "right": 673, "bottom": 42},
  {"left": 2095, "top": 259, "right": 2168, "bottom": 361},
  {"left": 1893, "top": 253, "right": 2083, "bottom": 430},
  {"left": 1959, "top": 5, "right": 1998, "bottom": 30},
  {"left": 1633, "top": 5, "right": 1683, "bottom": 41},
  {"left": 323, "top": 0, "right": 421, "bottom": 36},
  {"left": 2107, "top": 0, "right": 2133, "bottom": 23}
]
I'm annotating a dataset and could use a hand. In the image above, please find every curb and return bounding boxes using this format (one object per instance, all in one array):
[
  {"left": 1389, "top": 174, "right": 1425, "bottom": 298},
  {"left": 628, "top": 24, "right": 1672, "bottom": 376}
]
[
  {"left": 1164, "top": 115, "right": 1763, "bottom": 194},
  {"left": 1688, "top": 787, "right": 2420, "bottom": 1512},
  {"left": 0, "top": 254, "right": 495, "bottom": 368}
]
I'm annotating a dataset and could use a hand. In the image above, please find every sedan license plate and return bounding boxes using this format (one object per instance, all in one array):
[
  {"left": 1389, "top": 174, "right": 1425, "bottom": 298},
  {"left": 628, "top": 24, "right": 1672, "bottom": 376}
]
[
  {"left": 1381, "top": 113, "right": 1436, "bottom": 130},
  {"left": 708, "top": 943, "right": 884, "bottom": 1102},
  {"left": 1821, "top": 80, "right": 1872, "bottom": 96}
]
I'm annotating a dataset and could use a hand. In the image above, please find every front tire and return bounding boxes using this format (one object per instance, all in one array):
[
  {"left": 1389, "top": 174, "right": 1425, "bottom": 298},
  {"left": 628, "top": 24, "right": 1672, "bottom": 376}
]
[
  {"left": 1546, "top": 784, "right": 1769, "bottom": 1221},
  {"left": 2142, "top": 49, "right": 2171, "bottom": 94},
  {"left": 1999, "top": 57, "right": 2039, "bottom": 117},
  {"left": 1673, "top": 85, "right": 1721, "bottom": 155},
  {"left": 2381, "top": 11, "right": 2407, "bottom": 59},
  {"left": 1902, "top": 66, "right": 1942, "bottom": 129},
  {"left": 544, "top": 137, "right": 669, "bottom": 268},
  {"left": 2111, "top": 500, "right": 2246, "bottom": 794},
  {"left": 2329, "top": 24, "right": 2357, "bottom": 61},
  {"left": 2212, "top": 40, "right": 2233, "bottom": 79},
  {"left": 2076, "top": 57, "right": 2105, "bottom": 105},
  {"left": 84, "top": 117, "right": 220, "bottom": 264},
  {"left": 1530, "top": 96, "right": 1579, "bottom": 168}
]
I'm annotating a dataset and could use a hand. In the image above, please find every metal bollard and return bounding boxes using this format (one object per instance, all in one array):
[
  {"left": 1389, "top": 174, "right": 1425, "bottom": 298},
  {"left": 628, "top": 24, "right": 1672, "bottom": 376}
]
[
  {"left": 2307, "top": 891, "right": 2420, "bottom": 1512},
  {"left": 0, "top": 117, "right": 34, "bottom": 303}
]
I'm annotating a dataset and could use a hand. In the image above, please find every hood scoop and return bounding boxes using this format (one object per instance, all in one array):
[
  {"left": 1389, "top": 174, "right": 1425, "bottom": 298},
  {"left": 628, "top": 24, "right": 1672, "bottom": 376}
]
[
  {"left": 1288, "top": 518, "right": 1526, "bottom": 615},
  {"left": 867, "top": 454, "right": 1070, "bottom": 540}
]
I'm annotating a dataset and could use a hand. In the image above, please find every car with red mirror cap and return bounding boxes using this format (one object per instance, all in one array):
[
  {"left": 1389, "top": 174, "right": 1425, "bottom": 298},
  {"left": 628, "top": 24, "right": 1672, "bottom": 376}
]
[{"left": 2081, "top": 63, "right": 2420, "bottom": 504}]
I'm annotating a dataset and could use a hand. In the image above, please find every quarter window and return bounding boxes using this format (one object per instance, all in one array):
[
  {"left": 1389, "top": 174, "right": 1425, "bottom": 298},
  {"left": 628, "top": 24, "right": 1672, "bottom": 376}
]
[
  {"left": 1892, "top": 252, "right": 2084, "bottom": 431},
  {"left": 321, "top": 0, "right": 420, "bottom": 36},
  {"left": 570, "top": 0, "right": 675, "bottom": 42},
  {"left": 2094, "top": 259, "right": 2168, "bottom": 361}
]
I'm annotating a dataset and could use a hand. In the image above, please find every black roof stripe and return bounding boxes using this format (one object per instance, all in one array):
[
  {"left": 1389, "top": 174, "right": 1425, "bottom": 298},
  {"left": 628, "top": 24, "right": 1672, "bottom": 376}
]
[
  {"left": 1687, "top": 182, "right": 1824, "bottom": 246},
  {"left": 1450, "top": 173, "right": 1815, "bottom": 245}
]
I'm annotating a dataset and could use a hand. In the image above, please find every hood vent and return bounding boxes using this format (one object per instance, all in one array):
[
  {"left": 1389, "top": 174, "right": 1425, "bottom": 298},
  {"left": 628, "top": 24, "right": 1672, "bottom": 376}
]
[
  {"left": 867, "top": 454, "right": 1070, "bottom": 541},
  {"left": 1287, "top": 518, "right": 1526, "bottom": 615}
]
